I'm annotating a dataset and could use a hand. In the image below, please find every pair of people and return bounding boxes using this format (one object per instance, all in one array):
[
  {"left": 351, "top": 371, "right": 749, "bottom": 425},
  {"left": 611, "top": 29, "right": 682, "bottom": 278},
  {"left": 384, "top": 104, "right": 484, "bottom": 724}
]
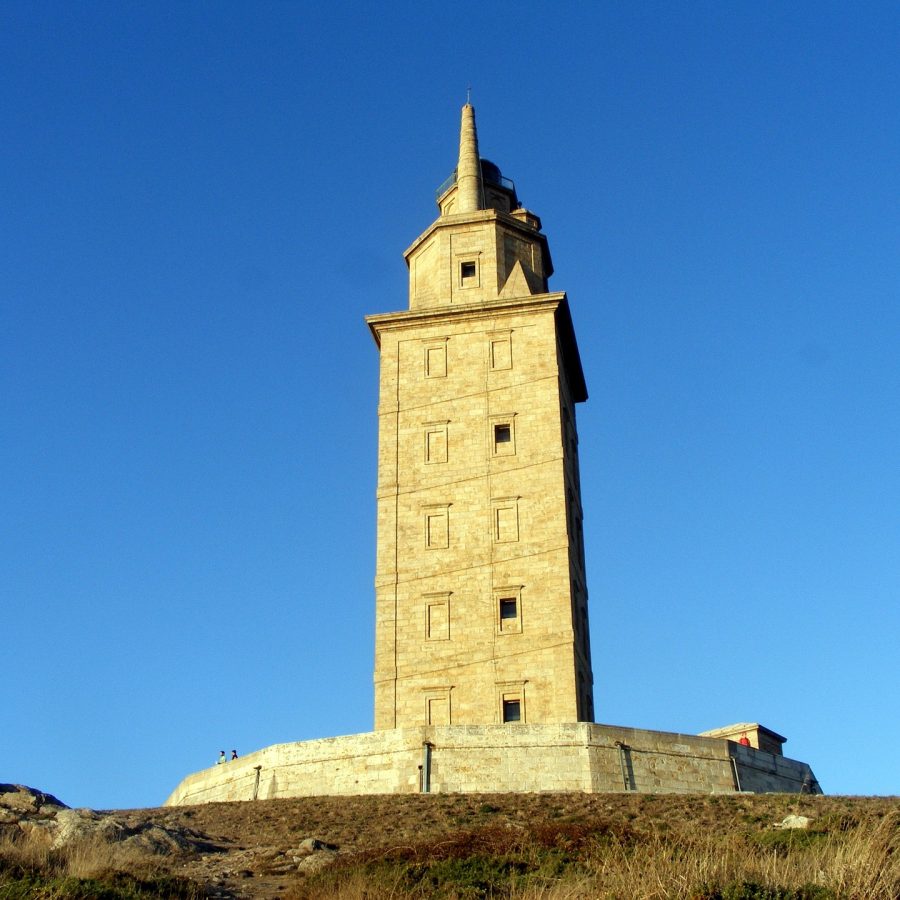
[{"left": 216, "top": 749, "right": 239, "bottom": 764}]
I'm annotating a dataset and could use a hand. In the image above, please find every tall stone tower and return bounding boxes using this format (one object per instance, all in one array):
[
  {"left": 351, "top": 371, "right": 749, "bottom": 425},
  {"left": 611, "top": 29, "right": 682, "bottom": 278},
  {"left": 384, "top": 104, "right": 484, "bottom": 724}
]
[
  {"left": 165, "top": 105, "right": 820, "bottom": 808},
  {"left": 366, "top": 104, "right": 593, "bottom": 731}
]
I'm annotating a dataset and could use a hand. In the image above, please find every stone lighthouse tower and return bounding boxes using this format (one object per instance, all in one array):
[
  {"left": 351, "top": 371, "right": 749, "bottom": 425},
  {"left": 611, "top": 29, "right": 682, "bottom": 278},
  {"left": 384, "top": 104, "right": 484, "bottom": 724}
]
[
  {"left": 366, "top": 104, "right": 593, "bottom": 731},
  {"left": 165, "top": 105, "right": 822, "bottom": 806}
]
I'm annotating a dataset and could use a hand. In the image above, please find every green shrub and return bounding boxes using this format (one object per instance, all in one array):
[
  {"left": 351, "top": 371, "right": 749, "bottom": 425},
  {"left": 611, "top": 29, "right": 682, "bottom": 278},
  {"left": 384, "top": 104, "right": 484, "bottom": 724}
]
[
  {"left": 0, "top": 871, "right": 201, "bottom": 900},
  {"left": 694, "top": 883, "right": 834, "bottom": 900},
  {"left": 414, "top": 854, "right": 528, "bottom": 897},
  {"left": 749, "top": 830, "right": 830, "bottom": 851}
]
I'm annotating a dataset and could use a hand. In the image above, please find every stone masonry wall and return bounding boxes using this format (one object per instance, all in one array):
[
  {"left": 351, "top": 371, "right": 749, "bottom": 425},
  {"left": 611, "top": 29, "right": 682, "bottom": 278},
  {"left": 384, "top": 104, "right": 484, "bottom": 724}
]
[
  {"left": 166, "top": 730, "right": 424, "bottom": 807},
  {"left": 731, "top": 743, "right": 819, "bottom": 793},
  {"left": 369, "top": 296, "right": 589, "bottom": 731},
  {"left": 165, "top": 724, "right": 819, "bottom": 806}
]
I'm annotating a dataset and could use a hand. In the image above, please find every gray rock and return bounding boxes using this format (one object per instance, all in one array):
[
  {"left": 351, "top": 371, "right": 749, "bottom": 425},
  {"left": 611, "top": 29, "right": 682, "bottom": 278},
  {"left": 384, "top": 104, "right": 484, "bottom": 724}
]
[
  {"left": 777, "top": 814, "right": 812, "bottom": 829},
  {"left": 96, "top": 816, "right": 127, "bottom": 842},
  {"left": 296, "top": 849, "right": 339, "bottom": 874},
  {"left": 122, "top": 824, "right": 191, "bottom": 855},
  {"left": 297, "top": 837, "right": 338, "bottom": 854},
  {"left": 52, "top": 808, "right": 102, "bottom": 848},
  {"left": 0, "top": 784, "right": 66, "bottom": 814}
]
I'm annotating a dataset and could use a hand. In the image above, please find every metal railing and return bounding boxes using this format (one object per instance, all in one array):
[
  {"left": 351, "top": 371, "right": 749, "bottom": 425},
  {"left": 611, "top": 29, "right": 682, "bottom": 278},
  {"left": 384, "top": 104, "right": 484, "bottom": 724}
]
[
  {"left": 489, "top": 173, "right": 516, "bottom": 192},
  {"left": 435, "top": 170, "right": 457, "bottom": 199},
  {"left": 434, "top": 168, "right": 516, "bottom": 200}
]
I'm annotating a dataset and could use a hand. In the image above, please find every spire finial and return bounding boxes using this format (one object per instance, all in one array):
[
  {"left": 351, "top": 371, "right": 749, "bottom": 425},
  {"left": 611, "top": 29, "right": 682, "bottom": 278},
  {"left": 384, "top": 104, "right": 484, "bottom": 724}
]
[
  {"left": 466, "top": 85, "right": 472, "bottom": 105},
  {"left": 456, "top": 102, "right": 482, "bottom": 213}
]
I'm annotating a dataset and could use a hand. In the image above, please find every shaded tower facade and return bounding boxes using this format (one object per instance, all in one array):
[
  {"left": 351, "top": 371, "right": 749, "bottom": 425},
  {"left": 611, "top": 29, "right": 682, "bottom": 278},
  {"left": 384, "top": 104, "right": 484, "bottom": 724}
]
[{"left": 366, "top": 105, "right": 593, "bottom": 730}]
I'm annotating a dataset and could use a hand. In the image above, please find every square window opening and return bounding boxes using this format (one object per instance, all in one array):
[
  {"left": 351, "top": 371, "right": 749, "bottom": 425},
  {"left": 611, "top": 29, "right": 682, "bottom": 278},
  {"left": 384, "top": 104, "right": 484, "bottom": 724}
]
[
  {"left": 502, "top": 699, "right": 521, "bottom": 723},
  {"left": 461, "top": 261, "right": 477, "bottom": 279},
  {"left": 494, "top": 424, "right": 511, "bottom": 444},
  {"left": 499, "top": 598, "right": 517, "bottom": 621}
]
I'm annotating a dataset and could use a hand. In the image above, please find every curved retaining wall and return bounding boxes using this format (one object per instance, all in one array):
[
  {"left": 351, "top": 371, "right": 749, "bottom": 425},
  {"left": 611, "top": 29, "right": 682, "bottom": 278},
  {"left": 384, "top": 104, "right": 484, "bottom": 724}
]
[{"left": 165, "top": 723, "right": 820, "bottom": 806}]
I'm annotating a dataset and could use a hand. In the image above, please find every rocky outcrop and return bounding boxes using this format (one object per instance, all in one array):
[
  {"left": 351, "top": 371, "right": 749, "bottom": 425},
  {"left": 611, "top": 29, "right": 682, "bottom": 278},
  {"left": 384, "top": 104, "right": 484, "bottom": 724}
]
[
  {"left": 0, "top": 784, "right": 202, "bottom": 856},
  {"left": 0, "top": 782, "right": 346, "bottom": 897},
  {"left": 0, "top": 783, "right": 66, "bottom": 814}
]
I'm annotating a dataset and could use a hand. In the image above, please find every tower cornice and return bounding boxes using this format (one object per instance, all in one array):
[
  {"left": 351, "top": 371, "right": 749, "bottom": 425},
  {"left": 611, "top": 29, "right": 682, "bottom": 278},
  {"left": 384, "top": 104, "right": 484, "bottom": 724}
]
[
  {"left": 366, "top": 292, "right": 565, "bottom": 340},
  {"left": 365, "top": 292, "right": 586, "bottom": 402}
]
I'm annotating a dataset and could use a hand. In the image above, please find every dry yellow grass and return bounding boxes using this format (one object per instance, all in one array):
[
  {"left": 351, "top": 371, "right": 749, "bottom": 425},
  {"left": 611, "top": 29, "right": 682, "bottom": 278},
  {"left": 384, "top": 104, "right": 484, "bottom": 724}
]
[
  {"left": 272, "top": 797, "right": 899, "bottom": 900},
  {"left": 284, "top": 815, "right": 900, "bottom": 899},
  {"left": 3, "top": 792, "right": 898, "bottom": 898},
  {"left": 0, "top": 828, "right": 199, "bottom": 897}
]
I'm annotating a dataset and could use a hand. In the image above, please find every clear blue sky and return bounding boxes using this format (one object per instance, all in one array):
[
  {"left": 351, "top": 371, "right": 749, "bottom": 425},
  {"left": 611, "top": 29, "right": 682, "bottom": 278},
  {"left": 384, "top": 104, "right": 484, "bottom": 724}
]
[{"left": 2, "top": 2, "right": 897, "bottom": 809}]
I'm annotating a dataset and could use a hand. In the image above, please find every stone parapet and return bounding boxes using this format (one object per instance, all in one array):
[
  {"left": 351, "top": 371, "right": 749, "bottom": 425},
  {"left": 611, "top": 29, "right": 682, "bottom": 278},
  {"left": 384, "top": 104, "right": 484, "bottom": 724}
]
[{"left": 165, "top": 723, "right": 820, "bottom": 806}]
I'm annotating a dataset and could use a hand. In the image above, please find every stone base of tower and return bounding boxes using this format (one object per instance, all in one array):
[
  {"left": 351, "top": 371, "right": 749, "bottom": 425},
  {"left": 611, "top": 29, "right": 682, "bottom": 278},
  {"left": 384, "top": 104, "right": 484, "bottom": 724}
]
[{"left": 164, "top": 723, "right": 820, "bottom": 806}]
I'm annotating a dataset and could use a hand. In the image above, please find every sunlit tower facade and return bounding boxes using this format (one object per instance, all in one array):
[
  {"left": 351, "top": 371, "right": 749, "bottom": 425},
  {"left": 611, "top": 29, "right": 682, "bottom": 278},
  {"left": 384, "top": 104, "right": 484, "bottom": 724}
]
[{"left": 366, "top": 104, "right": 593, "bottom": 731}]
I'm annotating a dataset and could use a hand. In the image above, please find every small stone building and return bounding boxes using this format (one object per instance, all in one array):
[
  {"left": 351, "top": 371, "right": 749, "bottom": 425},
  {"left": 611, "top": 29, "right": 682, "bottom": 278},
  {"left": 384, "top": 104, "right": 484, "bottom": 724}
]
[{"left": 699, "top": 723, "right": 788, "bottom": 756}]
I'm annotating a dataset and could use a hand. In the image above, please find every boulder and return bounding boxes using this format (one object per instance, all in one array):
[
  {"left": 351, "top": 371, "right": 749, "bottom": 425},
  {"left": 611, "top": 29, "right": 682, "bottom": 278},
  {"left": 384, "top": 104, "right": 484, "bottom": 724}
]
[
  {"left": 776, "top": 814, "right": 812, "bottom": 830},
  {"left": 0, "top": 784, "right": 66, "bottom": 814},
  {"left": 297, "top": 837, "right": 338, "bottom": 854},
  {"left": 123, "top": 824, "right": 192, "bottom": 855},
  {"left": 296, "top": 848, "right": 339, "bottom": 874},
  {"left": 52, "top": 809, "right": 107, "bottom": 848}
]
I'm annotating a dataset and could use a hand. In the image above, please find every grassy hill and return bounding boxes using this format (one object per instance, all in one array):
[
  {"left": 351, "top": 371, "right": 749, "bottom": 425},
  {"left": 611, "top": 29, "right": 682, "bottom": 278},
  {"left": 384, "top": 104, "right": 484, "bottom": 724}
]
[{"left": 2, "top": 792, "right": 898, "bottom": 898}]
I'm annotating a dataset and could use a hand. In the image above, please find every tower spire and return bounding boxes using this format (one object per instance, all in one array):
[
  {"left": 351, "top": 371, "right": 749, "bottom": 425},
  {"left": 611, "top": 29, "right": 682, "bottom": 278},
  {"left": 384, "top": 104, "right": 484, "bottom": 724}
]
[{"left": 456, "top": 103, "right": 483, "bottom": 213}]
